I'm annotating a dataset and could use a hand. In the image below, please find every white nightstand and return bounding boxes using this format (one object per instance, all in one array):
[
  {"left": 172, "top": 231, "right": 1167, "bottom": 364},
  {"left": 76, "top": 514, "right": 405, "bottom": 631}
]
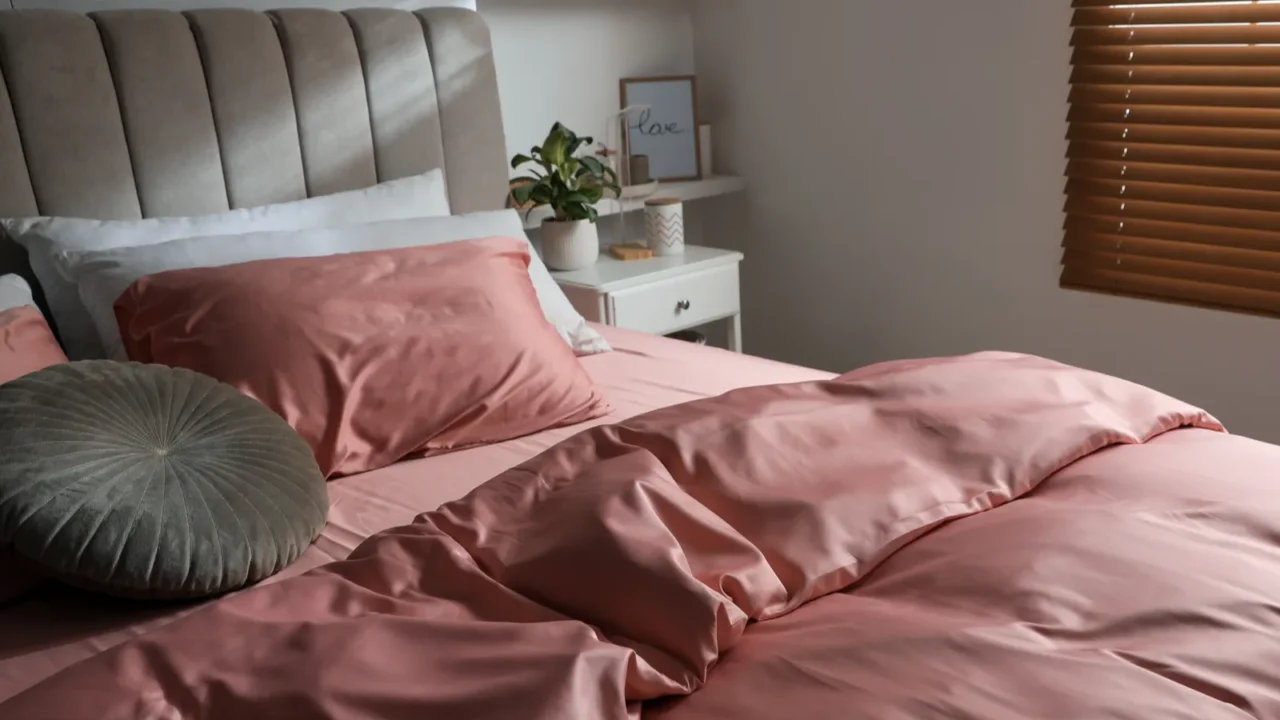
[{"left": 551, "top": 246, "right": 744, "bottom": 353}]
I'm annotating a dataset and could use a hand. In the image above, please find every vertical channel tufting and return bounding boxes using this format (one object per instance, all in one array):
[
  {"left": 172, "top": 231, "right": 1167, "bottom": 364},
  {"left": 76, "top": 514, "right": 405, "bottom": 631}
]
[
  {"left": 0, "top": 62, "right": 35, "bottom": 284},
  {"left": 0, "top": 5, "right": 512, "bottom": 264},
  {"left": 93, "top": 11, "right": 230, "bottom": 217},
  {"left": 344, "top": 9, "right": 445, "bottom": 186},
  {"left": 0, "top": 63, "right": 36, "bottom": 218},
  {"left": 184, "top": 9, "right": 306, "bottom": 209},
  {"left": 270, "top": 9, "right": 378, "bottom": 198},
  {"left": 415, "top": 9, "right": 509, "bottom": 214},
  {"left": 0, "top": 11, "right": 141, "bottom": 220}
]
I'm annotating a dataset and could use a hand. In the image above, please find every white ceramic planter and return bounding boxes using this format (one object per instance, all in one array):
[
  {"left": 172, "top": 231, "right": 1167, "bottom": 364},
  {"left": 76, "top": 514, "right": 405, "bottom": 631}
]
[{"left": 541, "top": 218, "right": 600, "bottom": 271}]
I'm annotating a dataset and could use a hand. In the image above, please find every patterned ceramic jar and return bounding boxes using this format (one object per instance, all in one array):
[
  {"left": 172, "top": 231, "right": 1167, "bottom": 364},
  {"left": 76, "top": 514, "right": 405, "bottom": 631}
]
[{"left": 644, "top": 197, "right": 684, "bottom": 257}]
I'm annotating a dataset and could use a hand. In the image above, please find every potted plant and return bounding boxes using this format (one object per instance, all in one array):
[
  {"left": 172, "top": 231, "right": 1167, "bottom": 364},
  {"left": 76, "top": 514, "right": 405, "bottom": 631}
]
[{"left": 511, "top": 123, "right": 620, "bottom": 271}]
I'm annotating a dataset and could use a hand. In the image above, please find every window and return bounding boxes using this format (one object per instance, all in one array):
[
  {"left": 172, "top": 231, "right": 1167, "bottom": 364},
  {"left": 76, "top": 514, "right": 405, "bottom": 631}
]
[{"left": 1062, "top": 0, "right": 1280, "bottom": 316}]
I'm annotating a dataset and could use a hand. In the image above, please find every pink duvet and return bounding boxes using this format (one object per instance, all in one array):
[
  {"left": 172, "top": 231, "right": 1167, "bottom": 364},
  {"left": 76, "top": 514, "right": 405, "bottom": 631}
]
[{"left": 6, "top": 351, "right": 1272, "bottom": 719}]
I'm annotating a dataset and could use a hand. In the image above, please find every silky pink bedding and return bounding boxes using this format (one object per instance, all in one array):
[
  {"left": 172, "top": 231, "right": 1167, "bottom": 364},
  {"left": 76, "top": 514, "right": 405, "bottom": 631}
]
[
  {"left": 116, "top": 237, "right": 609, "bottom": 477},
  {"left": 0, "top": 326, "right": 830, "bottom": 702},
  {"left": 5, "top": 351, "right": 1260, "bottom": 719}
]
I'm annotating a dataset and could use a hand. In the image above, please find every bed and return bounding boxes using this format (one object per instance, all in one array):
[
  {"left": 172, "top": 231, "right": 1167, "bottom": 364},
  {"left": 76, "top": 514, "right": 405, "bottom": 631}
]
[
  {"left": 0, "top": 325, "right": 830, "bottom": 699},
  {"left": 0, "top": 6, "right": 831, "bottom": 699},
  {"left": 2, "top": 7, "right": 1280, "bottom": 720}
]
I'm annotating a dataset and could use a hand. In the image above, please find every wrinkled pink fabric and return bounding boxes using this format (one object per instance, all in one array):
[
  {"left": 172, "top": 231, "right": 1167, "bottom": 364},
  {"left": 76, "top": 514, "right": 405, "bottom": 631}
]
[
  {"left": 115, "top": 237, "right": 609, "bottom": 477},
  {"left": 0, "top": 353, "right": 1230, "bottom": 719},
  {"left": 0, "top": 325, "right": 831, "bottom": 701},
  {"left": 647, "top": 428, "right": 1280, "bottom": 719},
  {"left": 0, "top": 306, "right": 66, "bottom": 386},
  {"left": 0, "top": 306, "right": 65, "bottom": 604}
]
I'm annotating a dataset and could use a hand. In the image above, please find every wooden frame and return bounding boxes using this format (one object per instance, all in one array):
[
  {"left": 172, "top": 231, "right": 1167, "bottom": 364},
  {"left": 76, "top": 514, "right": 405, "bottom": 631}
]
[{"left": 619, "top": 75, "right": 702, "bottom": 183}]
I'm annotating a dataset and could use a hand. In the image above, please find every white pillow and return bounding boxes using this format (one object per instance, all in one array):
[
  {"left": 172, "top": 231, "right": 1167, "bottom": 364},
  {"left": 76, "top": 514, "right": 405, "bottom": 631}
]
[
  {"left": 0, "top": 274, "right": 37, "bottom": 313},
  {"left": 2, "top": 170, "right": 450, "bottom": 359},
  {"left": 66, "top": 210, "right": 611, "bottom": 361}
]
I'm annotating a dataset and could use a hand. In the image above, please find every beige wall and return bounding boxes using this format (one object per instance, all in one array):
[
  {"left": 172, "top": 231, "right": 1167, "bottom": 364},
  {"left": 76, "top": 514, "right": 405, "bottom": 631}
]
[
  {"left": 480, "top": 0, "right": 695, "bottom": 174},
  {"left": 479, "top": 0, "right": 705, "bottom": 255},
  {"left": 693, "top": 0, "right": 1280, "bottom": 442}
]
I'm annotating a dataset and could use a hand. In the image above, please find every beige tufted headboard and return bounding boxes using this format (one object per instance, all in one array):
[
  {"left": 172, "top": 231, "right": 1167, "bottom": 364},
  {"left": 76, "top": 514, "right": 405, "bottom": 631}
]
[{"left": 0, "top": 6, "right": 509, "bottom": 277}]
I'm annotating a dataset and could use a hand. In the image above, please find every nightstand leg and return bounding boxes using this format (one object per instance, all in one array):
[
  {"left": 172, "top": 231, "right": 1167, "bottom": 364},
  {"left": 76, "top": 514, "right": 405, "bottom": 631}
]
[{"left": 728, "top": 314, "right": 743, "bottom": 353}]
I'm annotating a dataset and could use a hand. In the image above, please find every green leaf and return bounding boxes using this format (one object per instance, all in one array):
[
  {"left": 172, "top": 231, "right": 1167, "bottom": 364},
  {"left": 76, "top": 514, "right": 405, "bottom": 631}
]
[
  {"left": 580, "top": 186, "right": 604, "bottom": 204},
  {"left": 559, "top": 200, "right": 592, "bottom": 222},
  {"left": 575, "top": 155, "right": 605, "bottom": 177},
  {"left": 510, "top": 183, "right": 536, "bottom": 206},
  {"left": 547, "top": 171, "right": 570, "bottom": 196},
  {"left": 559, "top": 191, "right": 592, "bottom": 208},
  {"left": 529, "top": 184, "right": 555, "bottom": 206},
  {"left": 510, "top": 153, "right": 534, "bottom": 170},
  {"left": 541, "top": 125, "right": 568, "bottom": 166},
  {"left": 586, "top": 205, "right": 599, "bottom": 223}
]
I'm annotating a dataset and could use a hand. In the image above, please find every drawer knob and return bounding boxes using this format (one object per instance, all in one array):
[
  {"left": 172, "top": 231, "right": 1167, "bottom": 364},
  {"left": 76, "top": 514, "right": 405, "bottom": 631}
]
[{"left": 676, "top": 300, "right": 692, "bottom": 313}]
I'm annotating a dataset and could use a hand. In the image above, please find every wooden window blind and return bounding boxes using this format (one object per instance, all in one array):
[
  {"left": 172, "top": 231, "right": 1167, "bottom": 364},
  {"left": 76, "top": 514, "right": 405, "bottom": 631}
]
[{"left": 1063, "top": 0, "right": 1280, "bottom": 316}]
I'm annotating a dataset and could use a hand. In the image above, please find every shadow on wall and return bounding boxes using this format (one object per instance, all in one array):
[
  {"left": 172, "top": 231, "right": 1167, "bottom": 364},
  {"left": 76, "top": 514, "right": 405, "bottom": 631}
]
[
  {"left": 478, "top": 0, "right": 696, "bottom": 172},
  {"left": 0, "top": 6, "right": 507, "bottom": 226}
]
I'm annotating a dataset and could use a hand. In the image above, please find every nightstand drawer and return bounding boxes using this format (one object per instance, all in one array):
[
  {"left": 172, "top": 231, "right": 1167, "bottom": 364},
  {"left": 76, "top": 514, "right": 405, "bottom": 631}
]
[{"left": 609, "top": 265, "right": 740, "bottom": 335}]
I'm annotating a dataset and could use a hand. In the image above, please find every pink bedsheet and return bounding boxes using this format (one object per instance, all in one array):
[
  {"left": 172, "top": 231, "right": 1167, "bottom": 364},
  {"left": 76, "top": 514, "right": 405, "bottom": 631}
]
[
  {"left": 649, "top": 428, "right": 1280, "bottom": 719},
  {"left": 0, "top": 326, "right": 830, "bottom": 702},
  {"left": 4, "top": 352, "right": 1252, "bottom": 719}
]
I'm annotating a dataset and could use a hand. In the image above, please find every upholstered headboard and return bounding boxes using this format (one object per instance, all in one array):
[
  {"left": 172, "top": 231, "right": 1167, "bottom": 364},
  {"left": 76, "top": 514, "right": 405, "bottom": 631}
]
[{"left": 0, "top": 7, "right": 509, "bottom": 276}]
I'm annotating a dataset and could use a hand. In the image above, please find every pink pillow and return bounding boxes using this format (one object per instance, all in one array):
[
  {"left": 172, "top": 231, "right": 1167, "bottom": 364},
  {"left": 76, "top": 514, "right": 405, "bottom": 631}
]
[
  {"left": 0, "top": 306, "right": 65, "bottom": 603},
  {"left": 115, "top": 237, "right": 609, "bottom": 477},
  {"left": 0, "top": 306, "right": 68, "bottom": 385}
]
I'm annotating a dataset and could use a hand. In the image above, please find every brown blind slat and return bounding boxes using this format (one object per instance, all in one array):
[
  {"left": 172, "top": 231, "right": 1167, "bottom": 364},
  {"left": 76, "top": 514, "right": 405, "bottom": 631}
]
[
  {"left": 1066, "top": 125, "right": 1280, "bottom": 153},
  {"left": 1071, "top": 85, "right": 1280, "bottom": 111},
  {"left": 1062, "top": 0, "right": 1280, "bottom": 317},
  {"left": 1073, "top": 0, "right": 1261, "bottom": 6},
  {"left": 1073, "top": 26, "right": 1280, "bottom": 48},
  {"left": 1067, "top": 159, "right": 1280, "bottom": 193},
  {"left": 1062, "top": 267, "right": 1280, "bottom": 317},
  {"left": 1067, "top": 178, "right": 1280, "bottom": 214},
  {"left": 1063, "top": 233, "right": 1280, "bottom": 274},
  {"left": 1075, "top": 4, "right": 1280, "bottom": 26},
  {"left": 1072, "top": 46, "right": 1280, "bottom": 68},
  {"left": 1064, "top": 215, "right": 1280, "bottom": 254},
  {"left": 1065, "top": 196, "right": 1280, "bottom": 234},
  {"left": 1068, "top": 141, "right": 1280, "bottom": 173},
  {"left": 1064, "top": 249, "right": 1280, "bottom": 294},
  {"left": 1067, "top": 104, "right": 1280, "bottom": 131},
  {"left": 1072, "top": 65, "right": 1280, "bottom": 90}
]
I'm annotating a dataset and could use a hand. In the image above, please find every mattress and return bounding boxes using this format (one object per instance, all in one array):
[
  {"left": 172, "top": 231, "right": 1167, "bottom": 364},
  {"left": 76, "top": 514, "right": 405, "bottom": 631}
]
[{"left": 0, "top": 326, "right": 833, "bottom": 702}]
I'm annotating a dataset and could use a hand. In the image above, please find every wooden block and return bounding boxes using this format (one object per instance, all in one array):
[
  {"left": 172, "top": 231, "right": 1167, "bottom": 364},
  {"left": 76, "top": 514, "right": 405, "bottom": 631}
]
[{"left": 609, "top": 243, "right": 654, "bottom": 261}]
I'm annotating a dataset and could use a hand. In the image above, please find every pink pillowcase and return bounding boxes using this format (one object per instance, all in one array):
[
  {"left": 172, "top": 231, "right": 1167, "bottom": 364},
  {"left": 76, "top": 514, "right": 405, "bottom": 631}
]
[
  {"left": 0, "top": 306, "right": 67, "bottom": 385},
  {"left": 114, "top": 237, "right": 610, "bottom": 478},
  {"left": 0, "top": 305, "right": 66, "bottom": 603}
]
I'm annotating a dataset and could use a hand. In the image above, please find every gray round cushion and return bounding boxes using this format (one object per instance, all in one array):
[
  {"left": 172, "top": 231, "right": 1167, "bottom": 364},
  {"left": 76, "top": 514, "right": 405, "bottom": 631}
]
[{"left": 0, "top": 361, "right": 327, "bottom": 600}]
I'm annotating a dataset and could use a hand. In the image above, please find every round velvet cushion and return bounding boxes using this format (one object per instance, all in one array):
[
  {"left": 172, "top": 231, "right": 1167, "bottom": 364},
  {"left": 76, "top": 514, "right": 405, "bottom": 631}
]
[{"left": 0, "top": 361, "right": 327, "bottom": 600}]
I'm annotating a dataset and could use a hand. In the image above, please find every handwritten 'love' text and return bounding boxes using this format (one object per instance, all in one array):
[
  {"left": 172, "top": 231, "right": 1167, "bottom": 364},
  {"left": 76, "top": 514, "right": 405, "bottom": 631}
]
[{"left": 631, "top": 108, "right": 686, "bottom": 137}]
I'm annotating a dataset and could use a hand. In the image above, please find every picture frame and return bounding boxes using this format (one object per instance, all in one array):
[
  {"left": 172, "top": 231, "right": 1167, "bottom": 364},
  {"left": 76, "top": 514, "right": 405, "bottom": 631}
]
[{"left": 619, "top": 75, "right": 702, "bottom": 182}]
